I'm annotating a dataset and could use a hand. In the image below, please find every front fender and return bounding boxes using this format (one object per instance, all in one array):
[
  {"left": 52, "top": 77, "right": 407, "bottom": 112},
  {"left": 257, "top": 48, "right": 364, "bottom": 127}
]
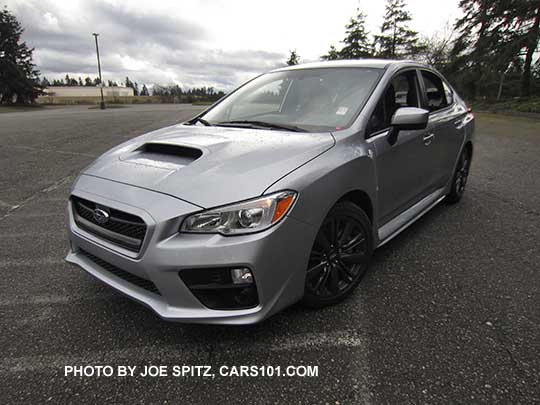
[{"left": 265, "top": 134, "right": 378, "bottom": 242}]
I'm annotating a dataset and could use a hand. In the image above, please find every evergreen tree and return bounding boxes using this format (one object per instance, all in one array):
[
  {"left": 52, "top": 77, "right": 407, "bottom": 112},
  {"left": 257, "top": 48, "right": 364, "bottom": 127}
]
[
  {"left": 0, "top": 7, "right": 42, "bottom": 103},
  {"left": 124, "top": 76, "right": 139, "bottom": 94},
  {"left": 84, "top": 76, "right": 93, "bottom": 86},
  {"left": 449, "top": 0, "right": 540, "bottom": 98},
  {"left": 321, "top": 45, "right": 341, "bottom": 61},
  {"left": 78, "top": 77, "right": 83, "bottom": 86},
  {"left": 140, "top": 84, "right": 149, "bottom": 96},
  {"left": 374, "top": 0, "right": 421, "bottom": 59},
  {"left": 286, "top": 50, "right": 300, "bottom": 66},
  {"left": 516, "top": 1, "right": 540, "bottom": 97},
  {"left": 340, "top": 10, "right": 372, "bottom": 59}
]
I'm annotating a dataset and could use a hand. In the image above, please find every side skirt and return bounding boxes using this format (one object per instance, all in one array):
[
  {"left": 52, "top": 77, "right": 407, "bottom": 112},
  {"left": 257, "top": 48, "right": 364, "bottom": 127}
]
[{"left": 376, "top": 187, "right": 446, "bottom": 248}]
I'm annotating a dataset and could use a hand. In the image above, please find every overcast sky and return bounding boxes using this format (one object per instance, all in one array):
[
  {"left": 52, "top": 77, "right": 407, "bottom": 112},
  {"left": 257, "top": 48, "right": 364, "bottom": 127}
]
[{"left": 5, "top": 0, "right": 461, "bottom": 90}]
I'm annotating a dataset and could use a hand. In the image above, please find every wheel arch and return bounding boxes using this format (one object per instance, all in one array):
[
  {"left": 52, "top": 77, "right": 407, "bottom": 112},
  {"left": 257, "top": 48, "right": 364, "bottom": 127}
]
[
  {"left": 464, "top": 140, "right": 473, "bottom": 159},
  {"left": 337, "top": 189, "right": 373, "bottom": 224}
]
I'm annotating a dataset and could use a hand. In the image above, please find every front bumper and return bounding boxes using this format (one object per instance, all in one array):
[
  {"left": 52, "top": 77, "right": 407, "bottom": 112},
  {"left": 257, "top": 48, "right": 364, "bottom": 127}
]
[{"left": 66, "top": 175, "right": 316, "bottom": 324}]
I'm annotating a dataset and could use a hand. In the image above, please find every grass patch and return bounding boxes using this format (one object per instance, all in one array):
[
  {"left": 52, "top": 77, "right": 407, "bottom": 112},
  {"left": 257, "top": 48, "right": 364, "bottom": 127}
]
[
  {"left": 88, "top": 104, "right": 129, "bottom": 110},
  {"left": 472, "top": 98, "right": 540, "bottom": 114},
  {"left": 0, "top": 104, "right": 45, "bottom": 113},
  {"left": 191, "top": 101, "right": 214, "bottom": 106}
]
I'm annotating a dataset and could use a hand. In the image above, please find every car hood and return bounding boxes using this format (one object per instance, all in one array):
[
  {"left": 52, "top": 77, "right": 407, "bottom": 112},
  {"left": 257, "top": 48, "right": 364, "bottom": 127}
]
[{"left": 83, "top": 124, "right": 335, "bottom": 208}]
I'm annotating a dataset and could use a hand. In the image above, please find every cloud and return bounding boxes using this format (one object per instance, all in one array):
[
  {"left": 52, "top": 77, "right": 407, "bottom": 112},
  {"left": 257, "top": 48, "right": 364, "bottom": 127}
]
[
  {"left": 90, "top": 1, "right": 207, "bottom": 50},
  {"left": 4, "top": 0, "right": 460, "bottom": 90},
  {"left": 5, "top": 0, "right": 286, "bottom": 90}
]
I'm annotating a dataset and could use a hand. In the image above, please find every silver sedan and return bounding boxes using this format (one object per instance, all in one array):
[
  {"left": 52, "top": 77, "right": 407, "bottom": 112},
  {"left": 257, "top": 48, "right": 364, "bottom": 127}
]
[{"left": 66, "top": 59, "right": 475, "bottom": 324}]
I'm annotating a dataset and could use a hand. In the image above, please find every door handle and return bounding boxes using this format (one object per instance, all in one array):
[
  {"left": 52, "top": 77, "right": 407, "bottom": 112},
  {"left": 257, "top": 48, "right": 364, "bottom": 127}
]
[
  {"left": 423, "top": 133, "right": 435, "bottom": 146},
  {"left": 453, "top": 119, "right": 464, "bottom": 129}
]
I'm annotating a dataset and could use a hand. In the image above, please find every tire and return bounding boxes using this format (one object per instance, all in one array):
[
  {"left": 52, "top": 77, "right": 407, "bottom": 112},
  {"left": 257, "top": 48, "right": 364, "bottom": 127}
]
[
  {"left": 302, "top": 201, "right": 373, "bottom": 308},
  {"left": 446, "top": 147, "right": 471, "bottom": 204}
]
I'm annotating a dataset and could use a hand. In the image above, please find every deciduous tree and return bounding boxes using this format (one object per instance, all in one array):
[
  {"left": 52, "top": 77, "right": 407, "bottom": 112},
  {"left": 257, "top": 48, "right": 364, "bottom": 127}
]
[{"left": 415, "top": 24, "right": 456, "bottom": 71}]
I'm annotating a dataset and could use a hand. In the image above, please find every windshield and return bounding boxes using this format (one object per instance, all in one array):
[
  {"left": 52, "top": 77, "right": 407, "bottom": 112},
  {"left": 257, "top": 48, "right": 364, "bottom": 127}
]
[{"left": 199, "top": 67, "right": 382, "bottom": 132}]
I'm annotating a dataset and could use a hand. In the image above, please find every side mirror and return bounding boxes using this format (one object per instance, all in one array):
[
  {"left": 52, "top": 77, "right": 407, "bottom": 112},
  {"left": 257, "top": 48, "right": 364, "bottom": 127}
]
[{"left": 387, "top": 107, "right": 429, "bottom": 145}]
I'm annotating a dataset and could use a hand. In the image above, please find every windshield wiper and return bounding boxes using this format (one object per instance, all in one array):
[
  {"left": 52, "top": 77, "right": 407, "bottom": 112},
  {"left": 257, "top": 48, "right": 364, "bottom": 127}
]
[
  {"left": 216, "top": 120, "right": 307, "bottom": 132},
  {"left": 187, "top": 117, "right": 212, "bottom": 126}
]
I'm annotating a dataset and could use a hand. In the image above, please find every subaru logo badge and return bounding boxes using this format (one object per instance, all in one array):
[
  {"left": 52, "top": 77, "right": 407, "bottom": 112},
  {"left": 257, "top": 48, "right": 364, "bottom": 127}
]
[{"left": 93, "top": 208, "right": 110, "bottom": 224}]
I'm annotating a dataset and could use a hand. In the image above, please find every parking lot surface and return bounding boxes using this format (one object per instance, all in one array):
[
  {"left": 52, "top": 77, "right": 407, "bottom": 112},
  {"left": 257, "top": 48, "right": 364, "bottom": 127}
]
[{"left": 1, "top": 105, "right": 539, "bottom": 403}]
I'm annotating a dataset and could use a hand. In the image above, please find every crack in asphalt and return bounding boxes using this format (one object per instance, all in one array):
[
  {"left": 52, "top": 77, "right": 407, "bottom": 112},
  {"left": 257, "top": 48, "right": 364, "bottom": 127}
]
[
  {"left": 1, "top": 144, "right": 96, "bottom": 158},
  {"left": 0, "top": 175, "right": 74, "bottom": 221},
  {"left": 469, "top": 185, "right": 540, "bottom": 217}
]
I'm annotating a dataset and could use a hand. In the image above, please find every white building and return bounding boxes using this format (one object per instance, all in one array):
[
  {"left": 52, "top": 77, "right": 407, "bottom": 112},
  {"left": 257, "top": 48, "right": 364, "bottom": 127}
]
[
  {"left": 42, "top": 86, "right": 134, "bottom": 97},
  {"left": 37, "top": 86, "right": 136, "bottom": 104}
]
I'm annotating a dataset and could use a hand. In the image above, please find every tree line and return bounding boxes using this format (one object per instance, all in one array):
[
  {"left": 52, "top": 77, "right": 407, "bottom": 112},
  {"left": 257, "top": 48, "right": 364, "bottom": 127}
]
[
  {"left": 152, "top": 85, "right": 226, "bottom": 103},
  {"left": 289, "top": 0, "right": 540, "bottom": 100},
  {"left": 41, "top": 75, "right": 150, "bottom": 96},
  {"left": 40, "top": 73, "right": 224, "bottom": 101}
]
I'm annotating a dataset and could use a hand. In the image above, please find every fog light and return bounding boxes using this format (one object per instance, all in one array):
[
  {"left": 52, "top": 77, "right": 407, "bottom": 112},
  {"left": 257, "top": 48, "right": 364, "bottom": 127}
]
[{"left": 231, "top": 268, "right": 253, "bottom": 284}]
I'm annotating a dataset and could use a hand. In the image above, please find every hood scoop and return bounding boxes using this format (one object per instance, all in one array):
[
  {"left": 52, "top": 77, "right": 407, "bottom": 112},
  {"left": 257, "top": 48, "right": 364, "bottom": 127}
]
[
  {"left": 119, "top": 142, "right": 203, "bottom": 170},
  {"left": 85, "top": 125, "right": 335, "bottom": 208}
]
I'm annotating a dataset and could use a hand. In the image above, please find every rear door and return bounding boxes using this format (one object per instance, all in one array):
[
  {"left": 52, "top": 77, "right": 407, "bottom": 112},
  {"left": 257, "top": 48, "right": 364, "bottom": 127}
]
[
  {"left": 418, "top": 70, "right": 466, "bottom": 189},
  {"left": 368, "top": 69, "right": 433, "bottom": 225}
]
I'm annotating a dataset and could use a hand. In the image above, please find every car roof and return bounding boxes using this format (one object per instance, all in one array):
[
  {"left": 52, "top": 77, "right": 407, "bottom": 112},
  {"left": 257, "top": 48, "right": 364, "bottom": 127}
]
[{"left": 271, "top": 59, "right": 428, "bottom": 72}]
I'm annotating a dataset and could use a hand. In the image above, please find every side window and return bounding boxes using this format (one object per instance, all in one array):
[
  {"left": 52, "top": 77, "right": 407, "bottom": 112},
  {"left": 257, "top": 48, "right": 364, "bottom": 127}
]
[
  {"left": 368, "top": 70, "right": 420, "bottom": 135},
  {"left": 421, "top": 71, "right": 449, "bottom": 112}
]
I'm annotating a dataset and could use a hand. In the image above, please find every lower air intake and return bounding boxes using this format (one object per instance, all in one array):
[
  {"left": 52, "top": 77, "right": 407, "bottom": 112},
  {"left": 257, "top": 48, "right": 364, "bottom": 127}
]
[{"left": 79, "top": 249, "right": 161, "bottom": 296}]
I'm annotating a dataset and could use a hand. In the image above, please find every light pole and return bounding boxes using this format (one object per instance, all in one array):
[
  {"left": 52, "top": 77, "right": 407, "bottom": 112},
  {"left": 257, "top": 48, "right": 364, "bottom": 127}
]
[{"left": 92, "top": 33, "right": 105, "bottom": 110}]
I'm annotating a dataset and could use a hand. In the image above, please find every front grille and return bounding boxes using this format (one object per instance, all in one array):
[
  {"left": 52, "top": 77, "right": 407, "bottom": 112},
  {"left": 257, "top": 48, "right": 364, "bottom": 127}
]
[
  {"left": 79, "top": 249, "right": 161, "bottom": 296},
  {"left": 72, "top": 196, "right": 147, "bottom": 252}
]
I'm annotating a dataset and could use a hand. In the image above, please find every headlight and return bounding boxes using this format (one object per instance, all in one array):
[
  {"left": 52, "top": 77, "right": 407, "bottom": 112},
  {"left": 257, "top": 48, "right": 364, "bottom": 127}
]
[{"left": 180, "top": 191, "right": 297, "bottom": 235}]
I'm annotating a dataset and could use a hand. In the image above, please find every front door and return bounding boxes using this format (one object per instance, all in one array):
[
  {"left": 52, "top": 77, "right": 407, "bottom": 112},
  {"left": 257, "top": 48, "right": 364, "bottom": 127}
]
[{"left": 367, "top": 70, "right": 433, "bottom": 226}]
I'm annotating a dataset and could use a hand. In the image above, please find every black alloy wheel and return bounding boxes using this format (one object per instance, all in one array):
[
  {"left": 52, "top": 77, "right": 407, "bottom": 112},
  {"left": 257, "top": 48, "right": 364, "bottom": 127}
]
[
  {"left": 446, "top": 148, "right": 471, "bottom": 203},
  {"left": 303, "top": 202, "right": 372, "bottom": 307}
]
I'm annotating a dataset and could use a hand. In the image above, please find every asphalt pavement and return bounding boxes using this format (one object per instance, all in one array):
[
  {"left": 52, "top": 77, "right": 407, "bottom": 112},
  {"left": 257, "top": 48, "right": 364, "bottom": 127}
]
[{"left": 1, "top": 105, "right": 539, "bottom": 403}]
